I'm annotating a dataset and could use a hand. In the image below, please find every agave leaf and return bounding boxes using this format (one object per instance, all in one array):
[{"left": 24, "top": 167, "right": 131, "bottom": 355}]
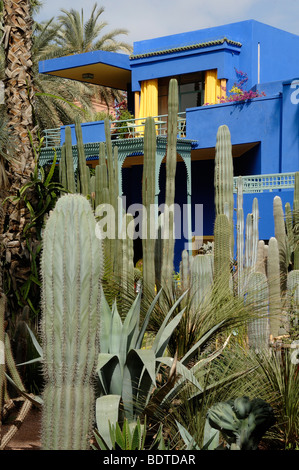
[
  {"left": 96, "top": 395, "right": 121, "bottom": 450},
  {"left": 180, "top": 320, "right": 226, "bottom": 366},
  {"left": 97, "top": 353, "right": 122, "bottom": 395},
  {"left": 120, "top": 291, "right": 141, "bottom": 356},
  {"left": 115, "top": 421, "right": 126, "bottom": 449},
  {"left": 122, "top": 349, "right": 156, "bottom": 420},
  {"left": 154, "top": 308, "right": 186, "bottom": 358},
  {"left": 110, "top": 300, "right": 123, "bottom": 354},
  {"left": 152, "top": 290, "right": 188, "bottom": 353},
  {"left": 190, "top": 334, "right": 231, "bottom": 375},
  {"left": 135, "top": 289, "right": 163, "bottom": 349},
  {"left": 99, "top": 288, "right": 113, "bottom": 353},
  {"left": 176, "top": 420, "right": 201, "bottom": 450},
  {"left": 157, "top": 356, "right": 203, "bottom": 407},
  {"left": 5, "top": 373, "right": 43, "bottom": 407},
  {"left": 203, "top": 418, "right": 220, "bottom": 450},
  {"left": 25, "top": 324, "right": 43, "bottom": 358}
]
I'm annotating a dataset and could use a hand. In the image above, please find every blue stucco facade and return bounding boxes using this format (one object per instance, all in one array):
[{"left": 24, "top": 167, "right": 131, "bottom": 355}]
[{"left": 39, "top": 20, "right": 299, "bottom": 268}]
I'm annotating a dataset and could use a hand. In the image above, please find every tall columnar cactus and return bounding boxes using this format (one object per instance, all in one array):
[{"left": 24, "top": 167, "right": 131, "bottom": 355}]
[
  {"left": 75, "top": 118, "right": 90, "bottom": 196},
  {"left": 190, "top": 254, "right": 213, "bottom": 312},
  {"left": 252, "top": 197, "right": 259, "bottom": 267},
  {"left": 213, "top": 214, "right": 231, "bottom": 293},
  {"left": 40, "top": 194, "right": 103, "bottom": 450},
  {"left": 274, "top": 196, "right": 288, "bottom": 291},
  {"left": 247, "top": 271, "right": 270, "bottom": 352},
  {"left": 286, "top": 270, "right": 299, "bottom": 322},
  {"left": 256, "top": 240, "right": 266, "bottom": 275},
  {"left": 236, "top": 176, "right": 244, "bottom": 295},
  {"left": 294, "top": 172, "right": 299, "bottom": 269},
  {"left": 179, "top": 249, "right": 192, "bottom": 293},
  {"left": 103, "top": 118, "right": 120, "bottom": 275},
  {"left": 161, "top": 78, "right": 178, "bottom": 294},
  {"left": 267, "top": 237, "right": 282, "bottom": 339},
  {"left": 214, "top": 124, "right": 234, "bottom": 256},
  {"left": 64, "top": 126, "right": 76, "bottom": 193},
  {"left": 121, "top": 213, "right": 135, "bottom": 298},
  {"left": 95, "top": 143, "right": 108, "bottom": 208},
  {"left": 285, "top": 171, "right": 299, "bottom": 270},
  {"left": 142, "top": 117, "right": 156, "bottom": 295}
]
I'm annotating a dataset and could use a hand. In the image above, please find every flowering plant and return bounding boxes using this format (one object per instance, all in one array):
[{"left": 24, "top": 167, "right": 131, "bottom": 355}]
[
  {"left": 219, "top": 68, "right": 266, "bottom": 103},
  {"left": 112, "top": 99, "right": 134, "bottom": 138}
]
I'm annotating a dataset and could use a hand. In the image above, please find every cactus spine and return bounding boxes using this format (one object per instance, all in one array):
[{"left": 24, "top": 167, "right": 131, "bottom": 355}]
[
  {"left": 161, "top": 78, "right": 178, "bottom": 294},
  {"left": 41, "top": 194, "right": 103, "bottom": 450}
]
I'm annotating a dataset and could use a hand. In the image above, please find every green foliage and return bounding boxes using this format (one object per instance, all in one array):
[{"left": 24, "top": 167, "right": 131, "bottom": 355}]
[
  {"left": 207, "top": 396, "right": 276, "bottom": 450},
  {"left": 93, "top": 416, "right": 166, "bottom": 450},
  {"left": 3, "top": 136, "right": 66, "bottom": 319}
]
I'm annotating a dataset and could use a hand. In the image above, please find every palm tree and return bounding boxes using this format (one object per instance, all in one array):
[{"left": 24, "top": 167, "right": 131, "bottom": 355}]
[
  {"left": 57, "top": 3, "right": 132, "bottom": 54},
  {"left": 32, "top": 18, "right": 95, "bottom": 130},
  {"left": 56, "top": 3, "right": 132, "bottom": 111}
]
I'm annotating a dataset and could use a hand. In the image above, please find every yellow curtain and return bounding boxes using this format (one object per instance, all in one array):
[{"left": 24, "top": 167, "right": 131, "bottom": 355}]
[
  {"left": 139, "top": 79, "right": 158, "bottom": 118},
  {"left": 204, "top": 70, "right": 226, "bottom": 104}
]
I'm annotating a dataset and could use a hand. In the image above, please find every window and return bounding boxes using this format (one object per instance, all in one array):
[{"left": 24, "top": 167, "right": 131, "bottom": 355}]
[{"left": 158, "top": 72, "right": 205, "bottom": 115}]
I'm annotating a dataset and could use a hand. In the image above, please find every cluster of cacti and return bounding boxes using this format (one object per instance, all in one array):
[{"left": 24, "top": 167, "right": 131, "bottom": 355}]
[
  {"left": 37, "top": 79, "right": 298, "bottom": 451},
  {"left": 40, "top": 194, "right": 103, "bottom": 450}
]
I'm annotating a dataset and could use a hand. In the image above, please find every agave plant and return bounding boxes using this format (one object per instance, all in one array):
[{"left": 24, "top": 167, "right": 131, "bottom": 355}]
[
  {"left": 96, "top": 287, "right": 234, "bottom": 448},
  {"left": 93, "top": 416, "right": 166, "bottom": 450}
]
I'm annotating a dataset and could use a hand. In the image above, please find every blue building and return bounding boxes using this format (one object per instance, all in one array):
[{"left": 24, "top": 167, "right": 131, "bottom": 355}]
[{"left": 39, "top": 20, "right": 299, "bottom": 269}]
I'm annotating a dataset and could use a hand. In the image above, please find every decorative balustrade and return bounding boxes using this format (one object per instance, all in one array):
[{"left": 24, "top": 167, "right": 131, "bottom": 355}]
[
  {"left": 233, "top": 172, "right": 296, "bottom": 193},
  {"left": 42, "top": 112, "right": 187, "bottom": 148}
]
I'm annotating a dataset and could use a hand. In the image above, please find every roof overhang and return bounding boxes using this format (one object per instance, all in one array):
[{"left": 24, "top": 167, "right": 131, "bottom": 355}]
[{"left": 38, "top": 50, "right": 132, "bottom": 91}]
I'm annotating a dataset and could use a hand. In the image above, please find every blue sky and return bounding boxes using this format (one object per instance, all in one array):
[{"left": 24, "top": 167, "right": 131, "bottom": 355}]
[{"left": 35, "top": 0, "right": 299, "bottom": 46}]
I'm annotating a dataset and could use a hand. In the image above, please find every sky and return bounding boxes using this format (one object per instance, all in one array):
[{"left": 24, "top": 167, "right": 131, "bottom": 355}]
[{"left": 35, "top": 0, "right": 299, "bottom": 47}]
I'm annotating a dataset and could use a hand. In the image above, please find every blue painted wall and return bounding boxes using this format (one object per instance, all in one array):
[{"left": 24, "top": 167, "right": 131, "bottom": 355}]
[
  {"left": 60, "top": 121, "right": 106, "bottom": 145},
  {"left": 186, "top": 95, "right": 282, "bottom": 174},
  {"left": 130, "top": 20, "right": 299, "bottom": 94}
]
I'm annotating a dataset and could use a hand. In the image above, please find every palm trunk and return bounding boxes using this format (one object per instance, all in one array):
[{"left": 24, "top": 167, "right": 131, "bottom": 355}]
[
  {"left": 2, "top": 0, "right": 35, "bottom": 175},
  {"left": 1, "top": 0, "right": 36, "bottom": 321}
]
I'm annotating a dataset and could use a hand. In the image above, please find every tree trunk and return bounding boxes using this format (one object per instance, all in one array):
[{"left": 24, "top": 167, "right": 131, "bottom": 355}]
[
  {"left": 2, "top": 0, "right": 35, "bottom": 174},
  {"left": 1, "top": 0, "right": 36, "bottom": 322}
]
